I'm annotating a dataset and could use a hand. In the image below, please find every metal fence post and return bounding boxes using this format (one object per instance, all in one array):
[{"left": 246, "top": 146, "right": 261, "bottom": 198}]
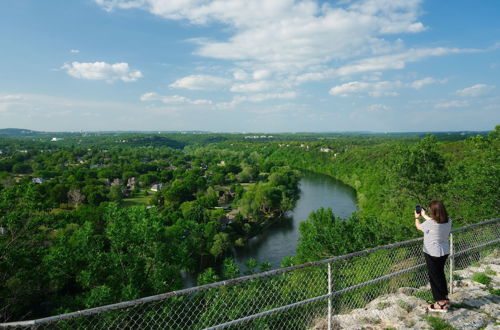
[
  {"left": 328, "top": 262, "right": 332, "bottom": 330},
  {"left": 449, "top": 232, "right": 454, "bottom": 294}
]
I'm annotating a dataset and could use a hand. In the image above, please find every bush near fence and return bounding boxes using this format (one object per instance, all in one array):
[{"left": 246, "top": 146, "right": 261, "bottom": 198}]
[{"left": 0, "top": 218, "right": 498, "bottom": 329}]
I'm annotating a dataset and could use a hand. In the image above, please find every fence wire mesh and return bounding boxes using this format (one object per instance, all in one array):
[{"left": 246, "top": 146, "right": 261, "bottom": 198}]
[{"left": 1, "top": 218, "right": 498, "bottom": 330}]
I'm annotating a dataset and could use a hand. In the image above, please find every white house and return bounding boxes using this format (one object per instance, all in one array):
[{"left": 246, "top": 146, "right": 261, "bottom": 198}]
[{"left": 150, "top": 183, "right": 164, "bottom": 192}]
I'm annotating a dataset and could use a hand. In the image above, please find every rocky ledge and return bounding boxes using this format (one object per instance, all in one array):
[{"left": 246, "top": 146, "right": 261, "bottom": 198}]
[{"left": 314, "top": 252, "right": 499, "bottom": 329}]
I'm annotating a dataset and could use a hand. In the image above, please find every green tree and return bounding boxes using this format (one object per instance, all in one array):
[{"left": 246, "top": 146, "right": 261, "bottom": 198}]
[{"left": 392, "top": 135, "right": 449, "bottom": 202}]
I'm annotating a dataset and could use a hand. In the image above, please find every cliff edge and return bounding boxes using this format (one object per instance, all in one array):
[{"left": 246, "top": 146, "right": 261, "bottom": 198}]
[{"left": 314, "top": 252, "right": 499, "bottom": 329}]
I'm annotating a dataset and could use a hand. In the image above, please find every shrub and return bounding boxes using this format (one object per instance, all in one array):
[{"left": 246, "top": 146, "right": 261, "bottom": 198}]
[
  {"left": 424, "top": 316, "right": 456, "bottom": 330},
  {"left": 488, "top": 288, "right": 500, "bottom": 295},
  {"left": 484, "top": 267, "right": 496, "bottom": 276},
  {"left": 397, "top": 299, "right": 412, "bottom": 313},
  {"left": 376, "top": 301, "right": 391, "bottom": 310},
  {"left": 472, "top": 272, "right": 492, "bottom": 285}
]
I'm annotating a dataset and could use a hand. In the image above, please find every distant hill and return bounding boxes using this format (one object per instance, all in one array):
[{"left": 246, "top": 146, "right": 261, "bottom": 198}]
[
  {"left": 126, "top": 135, "right": 186, "bottom": 149},
  {"left": 0, "top": 128, "right": 45, "bottom": 136}
]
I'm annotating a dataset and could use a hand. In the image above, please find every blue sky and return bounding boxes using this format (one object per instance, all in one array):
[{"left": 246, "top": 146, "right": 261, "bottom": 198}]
[{"left": 0, "top": 0, "right": 499, "bottom": 132}]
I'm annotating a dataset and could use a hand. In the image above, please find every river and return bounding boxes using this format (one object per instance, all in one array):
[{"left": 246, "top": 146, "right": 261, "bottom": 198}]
[{"left": 232, "top": 171, "right": 358, "bottom": 270}]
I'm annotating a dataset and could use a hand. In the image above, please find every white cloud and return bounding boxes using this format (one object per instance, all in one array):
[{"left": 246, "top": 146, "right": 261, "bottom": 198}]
[
  {"left": 435, "top": 100, "right": 469, "bottom": 108},
  {"left": 252, "top": 70, "right": 271, "bottom": 80},
  {"left": 94, "top": 0, "right": 484, "bottom": 104},
  {"left": 169, "top": 74, "right": 230, "bottom": 90},
  {"left": 62, "top": 61, "right": 143, "bottom": 82},
  {"left": 217, "top": 91, "right": 297, "bottom": 109},
  {"left": 140, "top": 92, "right": 212, "bottom": 105},
  {"left": 455, "top": 84, "right": 495, "bottom": 97},
  {"left": 237, "top": 91, "right": 296, "bottom": 103},
  {"left": 230, "top": 81, "right": 273, "bottom": 93},
  {"left": 233, "top": 69, "right": 249, "bottom": 81},
  {"left": 0, "top": 94, "right": 24, "bottom": 113},
  {"left": 70, "top": 49, "right": 80, "bottom": 54},
  {"left": 335, "top": 47, "right": 478, "bottom": 77},
  {"left": 0, "top": 94, "right": 24, "bottom": 101},
  {"left": 329, "top": 80, "right": 401, "bottom": 97},
  {"left": 409, "top": 77, "right": 446, "bottom": 89},
  {"left": 366, "top": 104, "right": 391, "bottom": 111},
  {"left": 95, "top": 0, "right": 428, "bottom": 74},
  {"left": 0, "top": 93, "right": 142, "bottom": 120}
]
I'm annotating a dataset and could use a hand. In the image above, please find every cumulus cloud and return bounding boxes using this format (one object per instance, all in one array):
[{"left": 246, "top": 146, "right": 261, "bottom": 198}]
[
  {"left": 335, "top": 47, "right": 477, "bottom": 77},
  {"left": 329, "top": 81, "right": 401, "bottom": 97},
  {"left": 95, "top": 0, "right": 429, "bottom": 74},
  {"left": 236, "top": 91, "right": 296, "bottom": 103},
  {"left": 232, "top": 69, "right": 249, "bottom": 81},
  {"left": 62, "top": 61, "right": 143, "bottom": 82},
  {"left": 252, "top": 70, "right": 271, "bottom": 80},
  {"left": 230, "top": 81, "right": 273, "bottom": 93},
  {"left": 455, "top": 84, "right": 495, "bottom": 97},
  {"left": 140, "top": 92, "right": 212, "bottom": 105},
  {"left": 435, "top": 100, "right": 469, "bottom": 108},
  {"left": 169, "top": 75, "right": 230, "bottom": 90},
  {"left": 70, "top": 49, "right": 80, "bottom": 54},
  {"left": 94, "top": 0, "right": 483, "bottom": 103},
  {"left": 216, "top": 91, "right": 297, "bottom": 109},
  {"left": 366, "top": 104, "right": 391, "bottom": 111},
  {"left": 409, "top": 77, "right": 446, "bottom": 89}
]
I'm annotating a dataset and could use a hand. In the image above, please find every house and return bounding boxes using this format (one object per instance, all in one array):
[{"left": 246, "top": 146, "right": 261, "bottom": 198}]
[
  {"left": 111, "top": 178, "right": 122, "bottom": 186},
  {"left": 127, "top": 177, "right": 137, "bottom": 189},
  {"left": 32, "top": 177, "right": 47, "bottom": 184},
  {"left": 320, "top": 147, "right": 332, "bottom": 153},
  {"left": 150, "top": 183, "right": 164, "bottom": 192},
  {"left": 220, "top": 209, "right": 240, "bottom": 229},
  {"left": 218, "top": 190, "right": 236, "bottom": 204},
  {"left": 225, "top": 209, "right": 240, "bottom": 221}
]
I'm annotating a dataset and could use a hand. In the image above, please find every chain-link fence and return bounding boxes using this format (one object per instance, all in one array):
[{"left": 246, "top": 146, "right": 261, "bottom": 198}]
[{"left": 1, "top": 218, "right": 498, "bottom": 329}]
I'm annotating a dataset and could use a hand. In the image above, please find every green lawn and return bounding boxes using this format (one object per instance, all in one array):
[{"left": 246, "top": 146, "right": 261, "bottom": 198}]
[{"left": 122, "top": 192, "right": 152, "bottom": 207}]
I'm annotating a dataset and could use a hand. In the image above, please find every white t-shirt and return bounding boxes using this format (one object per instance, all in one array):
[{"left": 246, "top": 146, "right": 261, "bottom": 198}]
[{"left": 421, "top": 218, "right": 452, "bottom": 257}]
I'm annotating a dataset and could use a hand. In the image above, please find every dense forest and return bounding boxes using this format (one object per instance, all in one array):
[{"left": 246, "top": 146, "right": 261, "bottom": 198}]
[{"left": 0, "top": 126, "right": 498, "bottom": 322}]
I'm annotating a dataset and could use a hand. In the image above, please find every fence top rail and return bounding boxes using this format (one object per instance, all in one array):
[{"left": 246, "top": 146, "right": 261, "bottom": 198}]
[
  {"left": 451, "top": 217, "right": 499, "bottom": 233},
  {"left": 1, "top": 217, "right": 498, "bottom": 327}
]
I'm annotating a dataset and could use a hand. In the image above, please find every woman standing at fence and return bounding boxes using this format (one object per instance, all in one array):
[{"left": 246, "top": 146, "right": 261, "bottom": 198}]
[{"left": 414, "top": 200, "right": 452, "bottom": 312}]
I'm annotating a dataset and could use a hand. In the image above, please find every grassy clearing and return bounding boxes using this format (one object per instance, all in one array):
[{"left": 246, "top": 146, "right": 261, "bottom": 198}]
[{"left": 122, "top": 192, "right": 152, "bottom": 207}]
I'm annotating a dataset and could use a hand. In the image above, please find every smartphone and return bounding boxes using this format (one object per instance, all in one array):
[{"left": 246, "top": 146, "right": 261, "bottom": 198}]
[{"left": 415, "top": 205, "right": 422, "bottom": 214}]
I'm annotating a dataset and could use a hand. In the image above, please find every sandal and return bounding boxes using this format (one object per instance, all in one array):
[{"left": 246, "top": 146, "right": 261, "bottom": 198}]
[{"left": 428, "top": 301, "right": 448, "bottom": 313}]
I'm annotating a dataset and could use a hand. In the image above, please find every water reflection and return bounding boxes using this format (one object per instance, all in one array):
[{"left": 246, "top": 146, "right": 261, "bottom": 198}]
[{"left": 233, "top": 171, "right": 358, "bottom": 269}]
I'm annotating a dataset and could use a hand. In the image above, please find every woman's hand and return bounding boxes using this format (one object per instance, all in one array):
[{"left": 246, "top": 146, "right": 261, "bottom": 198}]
[
  {"left": 414, "top": 212, "right": 423, "bottom": 231},
  {"left": 421, "top": 208, "right": 427, "bottom": 217}
]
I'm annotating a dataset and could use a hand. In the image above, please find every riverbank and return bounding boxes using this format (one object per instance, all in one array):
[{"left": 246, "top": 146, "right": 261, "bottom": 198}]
[{"left": 233, "top": 171, "right": 357, "bottom": 269}]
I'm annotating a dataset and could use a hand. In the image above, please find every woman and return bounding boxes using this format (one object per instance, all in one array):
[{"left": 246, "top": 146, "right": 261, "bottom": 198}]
[{"left": 414, "top": 200, "right": 452, "bottom": 312}]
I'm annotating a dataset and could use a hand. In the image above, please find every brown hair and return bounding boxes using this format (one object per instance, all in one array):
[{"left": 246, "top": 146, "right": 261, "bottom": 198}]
[{"left": 429, "top": 200, "right": 449, "bottom": 224}]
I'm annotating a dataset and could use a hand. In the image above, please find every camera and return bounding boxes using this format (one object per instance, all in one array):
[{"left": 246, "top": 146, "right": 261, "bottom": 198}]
[{"left": 415, "top": 205, "right": 422, "bottom": 214}]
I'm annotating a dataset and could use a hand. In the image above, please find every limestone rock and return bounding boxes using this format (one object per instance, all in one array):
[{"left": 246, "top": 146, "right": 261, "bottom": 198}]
[{"left": 313, "top": 253, "right": 500, "bottom": 330}]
